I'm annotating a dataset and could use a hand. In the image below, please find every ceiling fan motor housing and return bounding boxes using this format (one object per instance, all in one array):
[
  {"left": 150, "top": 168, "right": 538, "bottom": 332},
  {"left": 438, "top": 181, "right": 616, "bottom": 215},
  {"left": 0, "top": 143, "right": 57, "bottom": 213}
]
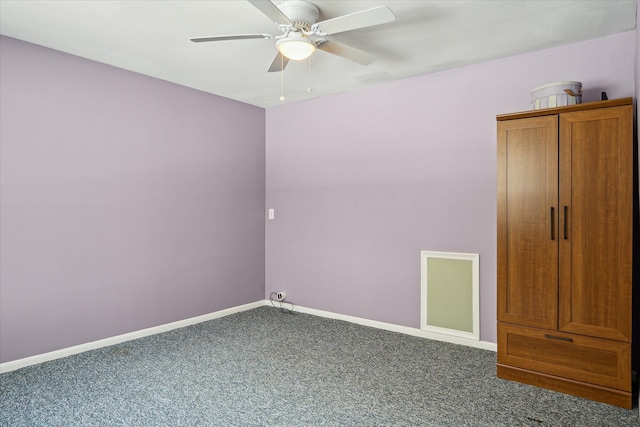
[{"left": 277, "top": 0, "right": 319, "bottom": 30}]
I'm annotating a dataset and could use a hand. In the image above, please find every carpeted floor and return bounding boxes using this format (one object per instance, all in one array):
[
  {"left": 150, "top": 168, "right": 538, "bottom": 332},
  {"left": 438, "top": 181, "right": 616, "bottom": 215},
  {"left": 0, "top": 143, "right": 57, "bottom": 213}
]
[{"left": 1, "top": 306, "right": 638, "bottom": 426}]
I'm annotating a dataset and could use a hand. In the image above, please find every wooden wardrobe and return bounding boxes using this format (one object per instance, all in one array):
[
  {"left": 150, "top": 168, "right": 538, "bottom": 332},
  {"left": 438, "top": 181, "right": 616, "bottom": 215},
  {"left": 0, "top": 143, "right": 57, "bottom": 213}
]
[{"left": 496, "top": 98, "right": 634, "bottom": 408}]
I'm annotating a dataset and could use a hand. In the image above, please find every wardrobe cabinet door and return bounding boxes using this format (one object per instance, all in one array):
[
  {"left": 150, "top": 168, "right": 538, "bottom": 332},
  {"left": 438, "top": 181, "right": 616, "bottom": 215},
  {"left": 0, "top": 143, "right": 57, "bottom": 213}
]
[
  {"left": 558, "top": 106, "right": 633, "bottom": 342},
  {"left": 497, "top": 116, "right": 558, "bottom": 329}
]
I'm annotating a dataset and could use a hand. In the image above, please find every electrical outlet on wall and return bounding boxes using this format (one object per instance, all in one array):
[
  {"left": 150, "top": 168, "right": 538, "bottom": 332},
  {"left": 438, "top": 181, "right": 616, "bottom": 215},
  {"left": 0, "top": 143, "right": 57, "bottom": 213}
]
[{"left": 276, "top": 291, "right": 286, "bottom": 301}]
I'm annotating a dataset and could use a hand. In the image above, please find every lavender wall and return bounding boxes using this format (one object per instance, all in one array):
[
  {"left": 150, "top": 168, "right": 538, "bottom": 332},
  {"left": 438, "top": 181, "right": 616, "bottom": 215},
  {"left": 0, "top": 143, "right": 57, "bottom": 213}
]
[
  {"left": 0, "top": 36, "right": 266, "bottom": 363},
  {"left": 266, "top": 31, "right": 636, "bottom": 343}
]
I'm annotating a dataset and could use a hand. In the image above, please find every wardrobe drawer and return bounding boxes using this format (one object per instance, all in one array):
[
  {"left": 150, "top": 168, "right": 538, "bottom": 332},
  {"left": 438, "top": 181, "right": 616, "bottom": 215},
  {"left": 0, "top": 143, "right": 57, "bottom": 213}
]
[{"left": 497, "top": 323, "right": 631, "bottom": 391}]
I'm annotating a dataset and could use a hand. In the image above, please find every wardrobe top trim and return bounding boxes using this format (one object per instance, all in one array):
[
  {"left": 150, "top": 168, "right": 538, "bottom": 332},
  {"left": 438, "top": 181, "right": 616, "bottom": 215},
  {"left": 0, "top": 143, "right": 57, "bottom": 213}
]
[{"left": 496, "top": 97, "right": 632, "bottom": 121}]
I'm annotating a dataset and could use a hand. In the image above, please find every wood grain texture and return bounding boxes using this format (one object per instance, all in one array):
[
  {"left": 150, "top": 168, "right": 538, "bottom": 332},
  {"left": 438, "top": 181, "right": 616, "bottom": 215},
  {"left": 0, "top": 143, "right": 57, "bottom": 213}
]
[
  {"left": 498, "top": 323, "right": 631, "bottom": 391},
  {"left": 496, "top": 99, "right": 633, "bottom": 408},
  {"left": 558, "top": 105, "right": 633, "bottom": 341},
  {"left": 497, "top": 116, "right": 558, "bottom": 330}
]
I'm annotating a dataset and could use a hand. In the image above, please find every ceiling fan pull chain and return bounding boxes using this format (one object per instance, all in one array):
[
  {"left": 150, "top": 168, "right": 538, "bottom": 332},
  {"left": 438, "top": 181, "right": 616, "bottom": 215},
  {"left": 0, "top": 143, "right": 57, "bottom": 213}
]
[
  {"left": 279, "top": 54, "right": 286, "bottom": 101},
  {"left": 308, "top": 54, "right": 313, "bottom": 93}
]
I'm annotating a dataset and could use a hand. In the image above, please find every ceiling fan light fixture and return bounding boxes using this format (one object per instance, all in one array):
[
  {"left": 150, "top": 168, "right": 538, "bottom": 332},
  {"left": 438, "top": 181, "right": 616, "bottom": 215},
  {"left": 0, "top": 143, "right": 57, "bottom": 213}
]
[{"left": 276, "top": 34, "right": 315, "bottom": 60}]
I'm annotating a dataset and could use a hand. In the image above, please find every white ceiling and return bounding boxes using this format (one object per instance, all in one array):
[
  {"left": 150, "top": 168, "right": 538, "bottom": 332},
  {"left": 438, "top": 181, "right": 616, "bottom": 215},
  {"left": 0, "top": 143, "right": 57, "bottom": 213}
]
[{"left": 0, "top": 1, "right": 636, "bottom": 108}]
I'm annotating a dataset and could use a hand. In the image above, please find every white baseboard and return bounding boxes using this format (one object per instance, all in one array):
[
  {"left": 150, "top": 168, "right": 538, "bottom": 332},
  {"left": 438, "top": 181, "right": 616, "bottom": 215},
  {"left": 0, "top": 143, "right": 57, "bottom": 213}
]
[
  {"left": 0, "top": 300, "right": 265, "bottom": 374},
  {"left": 287, "top": 303, "right": 497, "bottom": 352},
  {"left": 267, "top": 300, "right": 497, "bottom": 351},
  {"left": 2, "top": 299, "right": 497, "bottom": 374}
]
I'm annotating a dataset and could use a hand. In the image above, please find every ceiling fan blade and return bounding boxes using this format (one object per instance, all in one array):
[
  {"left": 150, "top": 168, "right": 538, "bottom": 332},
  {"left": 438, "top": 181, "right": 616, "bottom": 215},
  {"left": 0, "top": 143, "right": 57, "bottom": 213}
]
[
  {"left": 190, "top": 34, "right": 273, "bottom": 43},
  {"left": 247, "top": 0, "right": 293, "bottom": 27},
  {"left": 313, "top": 6, "right": 395, "bottom": 35},
  {"left": 316, "top": 40, "right": 376, "bottom": 65},
  {"left": 267, "top": 52, "right": 290, "bottom": 72}
]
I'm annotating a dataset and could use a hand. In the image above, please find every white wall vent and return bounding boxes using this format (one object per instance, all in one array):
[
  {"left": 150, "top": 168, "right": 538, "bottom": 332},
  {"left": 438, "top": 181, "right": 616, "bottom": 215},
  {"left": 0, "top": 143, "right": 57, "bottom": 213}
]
[{"left": 420, "top": 251, "right": 479, "bottom": 341}]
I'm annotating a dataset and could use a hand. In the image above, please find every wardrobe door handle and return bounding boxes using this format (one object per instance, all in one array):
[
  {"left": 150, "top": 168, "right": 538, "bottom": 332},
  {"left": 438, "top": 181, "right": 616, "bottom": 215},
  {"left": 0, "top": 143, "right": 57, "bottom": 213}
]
[
  {"left": 563, "top": 206, "right": 568, "bottom": 240},
  {"left": 550, "top": 207, "right": 555, "bottom": 240}
]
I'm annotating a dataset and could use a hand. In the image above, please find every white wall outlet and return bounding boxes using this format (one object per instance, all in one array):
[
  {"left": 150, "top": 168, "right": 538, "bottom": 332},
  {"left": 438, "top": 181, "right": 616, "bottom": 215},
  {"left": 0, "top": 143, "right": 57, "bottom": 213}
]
[
  {"left": 276, "top": 291, "right": 286, "bottom": 301},
  {"left": 268, "top": 209, "right": 275, "bottom": 220}
]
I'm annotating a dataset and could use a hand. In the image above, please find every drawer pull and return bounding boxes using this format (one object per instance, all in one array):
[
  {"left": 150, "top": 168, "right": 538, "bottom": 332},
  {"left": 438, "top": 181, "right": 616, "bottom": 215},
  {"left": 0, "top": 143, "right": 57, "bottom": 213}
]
[{"left": 544, "top": 334, "right": 573, "bottom": 342}]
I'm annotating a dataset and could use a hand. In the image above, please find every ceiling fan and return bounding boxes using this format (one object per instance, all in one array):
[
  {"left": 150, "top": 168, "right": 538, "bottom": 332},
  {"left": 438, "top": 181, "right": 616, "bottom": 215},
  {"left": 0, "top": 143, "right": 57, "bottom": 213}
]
[{"left": 190, "top": 0, "right": 396, "bottom": 72}]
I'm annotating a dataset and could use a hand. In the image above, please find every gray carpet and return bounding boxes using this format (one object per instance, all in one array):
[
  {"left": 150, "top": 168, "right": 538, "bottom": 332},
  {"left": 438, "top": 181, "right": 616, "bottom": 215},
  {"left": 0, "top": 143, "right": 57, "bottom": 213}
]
[{"left": 0, "top": 306, "right": 637, "bottom": 426}]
